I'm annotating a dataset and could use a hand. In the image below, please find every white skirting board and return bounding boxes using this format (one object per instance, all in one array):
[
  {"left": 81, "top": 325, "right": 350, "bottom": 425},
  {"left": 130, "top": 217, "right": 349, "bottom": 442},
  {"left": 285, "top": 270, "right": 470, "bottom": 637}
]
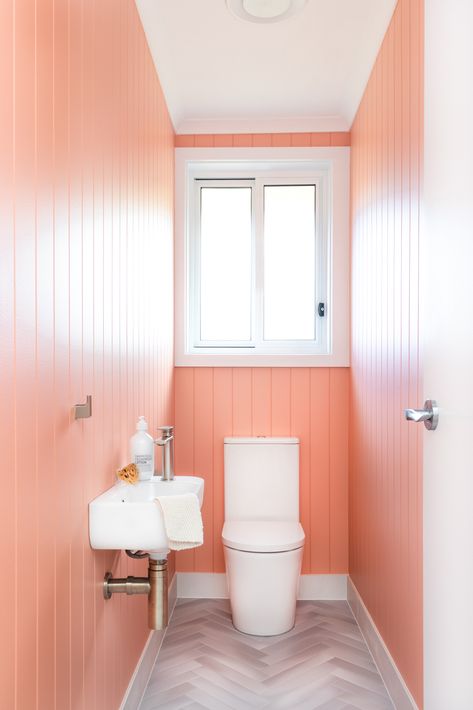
[
  {"left": 177, "top": 572, "right": 348, "bottom": 600},
  {"left": 119, "top": 573, "right": 177, "bottom": 710},
  {"left": 347, "top": 578, "right": 419, "bottom": 710},
  {"left": 298, "top": 573, "right": 347, "bottom": 600}
]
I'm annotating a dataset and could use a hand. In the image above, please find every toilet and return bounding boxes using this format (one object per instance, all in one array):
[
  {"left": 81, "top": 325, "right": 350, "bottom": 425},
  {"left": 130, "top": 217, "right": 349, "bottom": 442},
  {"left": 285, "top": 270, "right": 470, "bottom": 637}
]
[{"left": 222, "top": 437, "right": 305, "bottom": 636}]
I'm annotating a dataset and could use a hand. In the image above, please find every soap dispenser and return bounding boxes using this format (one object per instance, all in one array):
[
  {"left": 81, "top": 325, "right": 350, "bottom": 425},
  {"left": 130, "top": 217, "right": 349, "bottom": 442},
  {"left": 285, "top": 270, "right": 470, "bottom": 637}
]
[{"left": 130, "top": 416, "right": 155, "bottom": 481}]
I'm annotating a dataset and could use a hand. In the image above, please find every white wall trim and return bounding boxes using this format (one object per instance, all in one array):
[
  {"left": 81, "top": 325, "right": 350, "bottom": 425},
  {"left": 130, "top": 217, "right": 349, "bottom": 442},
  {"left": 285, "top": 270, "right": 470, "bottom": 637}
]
[
  {"left": 347, "top": 578, "right": 418, "bottom": 710},
  {"left": 176, "top": 116, "right": 350, "bottom": 135},
  {"left": 298, "top": 573, "right": 347, "bottom": 600},
  {"left": 177, "top": 572, "right": 229, "bottom": 599},
  {"left": 177, "top": 572, "right": 347, "bottom": 600},
  {"left": 119, "top": 573, "right": 178, "bottom": 710}
]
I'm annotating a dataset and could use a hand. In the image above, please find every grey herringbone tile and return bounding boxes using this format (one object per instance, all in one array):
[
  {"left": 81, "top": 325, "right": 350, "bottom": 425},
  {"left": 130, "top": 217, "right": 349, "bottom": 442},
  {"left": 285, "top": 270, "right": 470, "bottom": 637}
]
[{"left": 139, "top": 600, "right": 393, "bottom": 710}]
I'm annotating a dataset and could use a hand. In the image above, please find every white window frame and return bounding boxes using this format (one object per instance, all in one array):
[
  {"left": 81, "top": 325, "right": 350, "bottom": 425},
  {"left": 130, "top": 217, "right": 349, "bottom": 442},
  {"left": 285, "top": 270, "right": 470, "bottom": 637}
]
[{"left": 175, "top": 147, "right": 350, "bottom": 367}]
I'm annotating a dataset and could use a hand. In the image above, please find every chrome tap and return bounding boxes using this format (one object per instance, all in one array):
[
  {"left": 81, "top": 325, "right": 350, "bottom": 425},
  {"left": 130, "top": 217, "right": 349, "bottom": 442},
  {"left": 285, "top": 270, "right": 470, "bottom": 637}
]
[{"left": 154, "top": 425, "right": 174, "bottom": 481}]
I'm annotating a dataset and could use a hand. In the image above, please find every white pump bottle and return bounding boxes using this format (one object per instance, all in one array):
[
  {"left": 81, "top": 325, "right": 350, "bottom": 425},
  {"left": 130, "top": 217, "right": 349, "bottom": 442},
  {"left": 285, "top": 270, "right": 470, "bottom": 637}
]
[{"left": 130, "top": 416, "right": 155, "bottom": 481}]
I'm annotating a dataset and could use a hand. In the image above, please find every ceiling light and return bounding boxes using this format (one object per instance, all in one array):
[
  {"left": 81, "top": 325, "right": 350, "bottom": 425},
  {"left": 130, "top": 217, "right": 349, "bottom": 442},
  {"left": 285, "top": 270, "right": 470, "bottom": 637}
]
[{"left": 226, "top": 0, "right": 307, "bottom": 24}]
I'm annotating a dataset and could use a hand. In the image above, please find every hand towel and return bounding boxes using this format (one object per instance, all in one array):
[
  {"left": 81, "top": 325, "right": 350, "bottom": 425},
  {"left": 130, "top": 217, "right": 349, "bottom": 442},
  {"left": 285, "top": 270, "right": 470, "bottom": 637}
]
[{"left": 155, "top": 493, "right": 203, "bottom": 551}]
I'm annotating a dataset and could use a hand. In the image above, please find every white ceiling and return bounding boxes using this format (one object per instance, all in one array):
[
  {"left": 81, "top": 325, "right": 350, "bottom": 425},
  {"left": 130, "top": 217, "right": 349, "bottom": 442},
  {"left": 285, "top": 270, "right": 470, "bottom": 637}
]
[{"left": 136, "top": 0, "right": 397, "bottom": 134}]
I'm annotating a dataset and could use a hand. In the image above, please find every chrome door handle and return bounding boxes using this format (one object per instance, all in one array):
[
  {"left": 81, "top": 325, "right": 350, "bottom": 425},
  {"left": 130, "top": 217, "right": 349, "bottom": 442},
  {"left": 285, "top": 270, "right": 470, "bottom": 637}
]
[{"left": 404, "top": 399, "right": 439, "bottom": 430}]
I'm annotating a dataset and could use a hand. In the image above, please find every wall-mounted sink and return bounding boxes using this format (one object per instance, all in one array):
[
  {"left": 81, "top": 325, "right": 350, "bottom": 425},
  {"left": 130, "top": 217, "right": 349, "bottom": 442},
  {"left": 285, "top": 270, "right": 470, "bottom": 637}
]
[{"left": 89, "top": 476, "right": 204, "bottom": 554}]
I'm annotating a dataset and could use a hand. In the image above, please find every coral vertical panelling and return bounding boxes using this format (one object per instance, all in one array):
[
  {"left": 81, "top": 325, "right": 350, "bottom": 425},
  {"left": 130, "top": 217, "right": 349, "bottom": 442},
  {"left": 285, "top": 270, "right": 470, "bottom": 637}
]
[
  {"left": 349, "top": 0, "right": 423, "bottom": 705},
  {"left": 0, "top": 1, "right": 174, "bottom": 707},
  {"left": 174, "top": 368, "right": 349, "bottom": 575},
  {"left": 174, "top": 132, "right": 351, "bottom": 148},
  {"left": 173, "top": 136, "right": 350, "bottom": 577}
]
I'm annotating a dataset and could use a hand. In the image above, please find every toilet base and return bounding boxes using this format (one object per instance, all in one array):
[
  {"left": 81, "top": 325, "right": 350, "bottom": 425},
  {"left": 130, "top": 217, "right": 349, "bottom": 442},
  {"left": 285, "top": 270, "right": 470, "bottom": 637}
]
[{"left": 224, "top": 545, "right": 304, "bottom": 636}]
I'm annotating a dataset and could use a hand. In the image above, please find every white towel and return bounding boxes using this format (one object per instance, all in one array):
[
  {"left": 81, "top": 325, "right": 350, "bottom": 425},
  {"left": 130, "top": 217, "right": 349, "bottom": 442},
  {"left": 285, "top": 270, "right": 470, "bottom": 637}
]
[{"left": 155, "top": 493, "right": 203, "bottom": 551}]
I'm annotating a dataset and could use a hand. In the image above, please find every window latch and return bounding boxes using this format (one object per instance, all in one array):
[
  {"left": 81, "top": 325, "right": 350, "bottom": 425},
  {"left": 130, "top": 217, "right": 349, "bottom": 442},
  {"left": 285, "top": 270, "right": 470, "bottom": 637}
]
[{"left": 318, "top": 302, "right": 325, "bottom": 317}]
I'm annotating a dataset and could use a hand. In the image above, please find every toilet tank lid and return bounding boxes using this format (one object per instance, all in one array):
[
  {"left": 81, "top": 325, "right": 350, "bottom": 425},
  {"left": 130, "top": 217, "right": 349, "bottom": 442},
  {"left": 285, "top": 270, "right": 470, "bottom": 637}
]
[{"left": 224, "top": 437, "right": 299, "bottom": 445}]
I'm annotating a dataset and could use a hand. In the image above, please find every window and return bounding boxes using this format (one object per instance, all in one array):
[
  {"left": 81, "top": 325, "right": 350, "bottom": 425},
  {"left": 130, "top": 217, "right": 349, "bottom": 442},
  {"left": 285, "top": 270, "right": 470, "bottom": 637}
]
[
  {"left": 192, "top": 177, "right": 325, "bottom": 353},
  {"left": 175, "top": 149, "right": 350, "bottom": 366}
]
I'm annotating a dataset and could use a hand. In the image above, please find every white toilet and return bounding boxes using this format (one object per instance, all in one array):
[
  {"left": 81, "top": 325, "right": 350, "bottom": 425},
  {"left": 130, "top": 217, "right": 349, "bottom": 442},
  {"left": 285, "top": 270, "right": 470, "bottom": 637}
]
[{"left": 222, "top": 437, "right": 305, "bottom": 636}]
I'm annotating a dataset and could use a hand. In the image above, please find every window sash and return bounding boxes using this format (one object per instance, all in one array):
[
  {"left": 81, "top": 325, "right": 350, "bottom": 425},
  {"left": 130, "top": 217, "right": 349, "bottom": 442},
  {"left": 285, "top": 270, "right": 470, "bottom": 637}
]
[
  {"left": 261, "top": 182, "right": 318, "bottom": 342},
  {"left": 189, "top": 174, "right": 328, "bottom": 355},
  {"left": 190, "top": 179, "right": 256, "bottom": 348}
]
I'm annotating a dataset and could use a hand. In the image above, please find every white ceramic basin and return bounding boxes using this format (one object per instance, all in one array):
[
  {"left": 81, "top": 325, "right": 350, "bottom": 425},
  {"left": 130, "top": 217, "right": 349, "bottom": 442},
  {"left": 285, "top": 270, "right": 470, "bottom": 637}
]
[{"left": 89, "top": 476, "right": 204, "bottom": 554}]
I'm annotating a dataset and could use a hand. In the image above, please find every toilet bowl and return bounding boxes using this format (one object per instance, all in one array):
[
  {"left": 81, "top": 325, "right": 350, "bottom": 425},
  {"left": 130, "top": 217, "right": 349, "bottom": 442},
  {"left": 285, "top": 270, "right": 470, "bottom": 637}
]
[
  {"left": 223, "top": 520, "right": 304, "bottom": 635},
  {"left": 222, "top": 437, "right": 305, "bottom": 636}
]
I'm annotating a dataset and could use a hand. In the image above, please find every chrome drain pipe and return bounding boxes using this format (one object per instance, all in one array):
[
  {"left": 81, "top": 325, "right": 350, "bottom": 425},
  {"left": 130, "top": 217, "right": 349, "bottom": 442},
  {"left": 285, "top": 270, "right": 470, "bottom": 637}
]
[{"left": 103, "top": 558, "right": 168, "bottom": 630}]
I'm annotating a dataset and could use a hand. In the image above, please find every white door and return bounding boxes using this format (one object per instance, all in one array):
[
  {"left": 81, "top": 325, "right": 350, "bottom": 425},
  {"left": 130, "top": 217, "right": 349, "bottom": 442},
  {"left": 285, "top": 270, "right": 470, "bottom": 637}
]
[{"left": 422, "top": 2, "right": 473, "bottom": 708}]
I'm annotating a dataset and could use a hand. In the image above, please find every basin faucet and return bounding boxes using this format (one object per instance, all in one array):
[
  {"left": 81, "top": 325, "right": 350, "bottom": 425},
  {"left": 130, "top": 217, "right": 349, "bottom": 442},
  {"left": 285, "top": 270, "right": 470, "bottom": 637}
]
[{"left": 154, "top": 426, "right": 174, "bottom": 481}]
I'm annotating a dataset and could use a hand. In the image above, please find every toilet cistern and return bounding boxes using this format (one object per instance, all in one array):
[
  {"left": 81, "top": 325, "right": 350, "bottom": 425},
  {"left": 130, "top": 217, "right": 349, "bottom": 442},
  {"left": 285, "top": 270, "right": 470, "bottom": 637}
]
[
  {"left": 222, "top": 437, "right": 304, "bottom": 636},
  {"left": 154, "top": 425, "right": 174, "bottom": 480}
]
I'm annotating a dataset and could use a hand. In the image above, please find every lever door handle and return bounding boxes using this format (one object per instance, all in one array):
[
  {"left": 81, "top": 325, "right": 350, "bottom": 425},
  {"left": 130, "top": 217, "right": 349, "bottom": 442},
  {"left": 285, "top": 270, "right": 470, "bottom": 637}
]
[
  {"left": 405, "top": 409, "right": 431, "bottom": 423},
  {"left": 404, "top": 399, "right": 438, "bottom": 430}
]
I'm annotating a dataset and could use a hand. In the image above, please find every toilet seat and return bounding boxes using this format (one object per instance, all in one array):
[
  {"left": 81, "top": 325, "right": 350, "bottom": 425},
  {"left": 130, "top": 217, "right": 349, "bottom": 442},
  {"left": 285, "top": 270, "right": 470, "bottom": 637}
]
[{"left": 222, "top": 521, "right": 305, "bottom": 553}]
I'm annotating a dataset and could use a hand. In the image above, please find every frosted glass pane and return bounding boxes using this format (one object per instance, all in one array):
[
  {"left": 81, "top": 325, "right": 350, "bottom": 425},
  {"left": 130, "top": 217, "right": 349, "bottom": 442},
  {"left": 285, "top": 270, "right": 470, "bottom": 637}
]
[
  {"left": 200, "top": 187, "right": 252, "bottom": 341},
  {"left": 264, "top": 185, "right": 316, "bottom": 340}
]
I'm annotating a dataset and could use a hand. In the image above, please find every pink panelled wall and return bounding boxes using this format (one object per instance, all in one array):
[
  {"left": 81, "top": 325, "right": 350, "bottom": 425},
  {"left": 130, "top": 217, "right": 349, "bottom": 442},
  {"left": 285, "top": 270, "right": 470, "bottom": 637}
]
[
  {"left": 175, "top": 131, "right": 350, "bottom": 148},
  {"left": 174, "top": 367, "right": 349, "bottom": 575},
  {"left": 173, "top": 136, "right": 350, "bottom": 578},
  {"left": 349, "top": 0, "right": 423, "bottom": 706},
  {"left": 0, "top": 1, "right": 174, "bottom": 709}
]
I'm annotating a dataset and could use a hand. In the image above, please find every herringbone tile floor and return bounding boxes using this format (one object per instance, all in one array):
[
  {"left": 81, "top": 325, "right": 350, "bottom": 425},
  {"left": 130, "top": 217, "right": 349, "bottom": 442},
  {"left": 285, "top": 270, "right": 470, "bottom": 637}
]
[{"left": 139, "top": 599, "right": 394, "bottom": 710}]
